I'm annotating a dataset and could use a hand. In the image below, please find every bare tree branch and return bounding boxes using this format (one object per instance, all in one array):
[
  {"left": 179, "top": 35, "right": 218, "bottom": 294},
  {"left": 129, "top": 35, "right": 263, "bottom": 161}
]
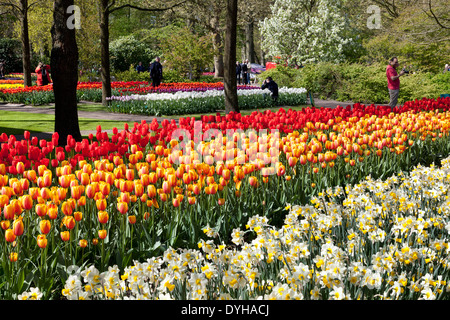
[
  {"left": 426, "top": 0, "right": 449, "bottom": 29},
  {"left": 108, "top": 0, "right": 187, "bottom": 14}
]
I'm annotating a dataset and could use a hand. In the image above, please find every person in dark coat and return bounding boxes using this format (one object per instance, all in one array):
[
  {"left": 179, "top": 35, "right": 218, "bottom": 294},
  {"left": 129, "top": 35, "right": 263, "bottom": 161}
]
[
  {"left": 136, "top": 62, "right": 145, "bottom": 73},
  {"left": 149, "top": 57, "right": 163, "bottom": 87},
  {"left": 241, "top": 61, "right": 248, "bottom": 85},
  {"left": 236, "top": 61, "right": 242, "bottom": 85},
  {"left": 261, "top": 77, "right": 279, "bottom": 101}
]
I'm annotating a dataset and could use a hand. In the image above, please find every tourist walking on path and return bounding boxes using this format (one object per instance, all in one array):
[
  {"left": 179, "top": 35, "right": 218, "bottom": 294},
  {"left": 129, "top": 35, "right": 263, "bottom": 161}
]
[
  {"left": 386, "top": 57, "right": 406, "bottom": 111},
  {"left": 35, "top": 62, "right": 52, "bottom": 86},
  {"left": 149, "top": 57, "right": 163, "bottom": 87}
]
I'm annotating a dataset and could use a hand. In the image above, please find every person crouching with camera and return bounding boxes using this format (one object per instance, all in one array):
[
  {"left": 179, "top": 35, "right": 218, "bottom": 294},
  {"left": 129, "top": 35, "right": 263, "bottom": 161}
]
[
  {"left": 261, "top": 77, "right": 279, "bottom": 102},
  {"left": 36, "top": 62, "right": 52, "bottom": 86}
]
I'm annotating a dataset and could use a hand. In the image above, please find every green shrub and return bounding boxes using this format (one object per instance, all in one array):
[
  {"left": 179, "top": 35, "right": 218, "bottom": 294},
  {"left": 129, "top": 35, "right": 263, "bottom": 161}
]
[
  {"left": 257, "top": 65, "right": 303, "bottom": 88},
  {"left": 112, "top": 66, "right": 150, "bottom": 82},
  {"left": 109, "top": 35, "right": 159, "bottom": 72},
  {"left": 266, "top": 62, "right": 448, "bottom": 104}
]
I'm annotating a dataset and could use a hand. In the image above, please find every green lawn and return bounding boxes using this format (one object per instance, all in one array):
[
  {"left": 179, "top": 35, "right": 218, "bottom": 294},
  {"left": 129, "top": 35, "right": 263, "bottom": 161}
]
[{"left": 0, "top": 111, "right": 136, "bottom": 136}]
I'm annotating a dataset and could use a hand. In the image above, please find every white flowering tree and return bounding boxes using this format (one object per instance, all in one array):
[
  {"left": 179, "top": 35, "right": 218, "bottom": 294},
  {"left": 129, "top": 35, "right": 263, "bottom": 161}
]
[{"left": 259, "top": 0, "right": 353, "bottom": 64}]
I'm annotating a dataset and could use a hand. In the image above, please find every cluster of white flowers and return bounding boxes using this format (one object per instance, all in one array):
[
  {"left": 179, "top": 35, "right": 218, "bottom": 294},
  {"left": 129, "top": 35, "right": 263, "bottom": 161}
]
[
  {"left": 17, "top": 287, "right": 43, "bottom": 300},
  {"left": 28, "top": 156, "right": 450, "bottom": 300},
  {"left": 259, "top": 0, "right": 354, "bottom": 63},
  {"left": 108, "top": 87, "right": 307, "bottom": 102}
]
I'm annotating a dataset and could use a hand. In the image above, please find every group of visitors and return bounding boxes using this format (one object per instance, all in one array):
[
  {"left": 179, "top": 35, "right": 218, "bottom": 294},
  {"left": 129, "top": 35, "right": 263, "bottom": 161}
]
[
  {"left": 236, "top": 60, "right": 252, "bottom": 85},
  {"left": 136, "top": 57, "right": 163, "bottom": 87}
]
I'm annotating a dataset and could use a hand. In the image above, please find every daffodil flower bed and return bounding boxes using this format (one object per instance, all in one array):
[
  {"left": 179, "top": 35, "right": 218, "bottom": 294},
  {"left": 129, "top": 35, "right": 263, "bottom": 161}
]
[{"left": 28, "top": 157, "right": 448, "bottom": 300}]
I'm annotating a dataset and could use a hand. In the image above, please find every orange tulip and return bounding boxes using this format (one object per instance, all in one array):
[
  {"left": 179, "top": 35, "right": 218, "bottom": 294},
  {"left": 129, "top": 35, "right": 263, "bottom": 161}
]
[
  {"left": 119, "top": 192, "right": 130, "bottom": 203},
  {"left": 128, "top": 215, "right": 137, "bottom": 224},
  {"left": 13, "top": 217, "right": 24, "bottom": 236},
  {"left": 147, "top": 185, "right": 157, "bottom": 198},
  {"left": 47, "top": 204, "right": 58, "bottom": 220},
  {"left": 248, "top": 176, "right": 258, "bottom": 188},
  {"left": 125, "top": 169, "right": 135, "bottom": 181},
  {"left": 98, "top": 211, "right": 109, "bottom": 224},
  {"left": 70, "top": 185, "right": 83, "bottom": 200},
  {"left": 96, "top": 198, "right": 107, "bottom": 211},
  {"left": 40, "top": 220, "right": 51, "bottom": 234},
  {"left": 135, "top": 183, "right": 145, "bottom": 197},
  {"left": 162, "top": 181, "right": 171, "bottom": 194},
  {"left": 3, "top": 204, "right": 15, "bottom": 220},
  {"left": 159, "top": 193, "right": 168, "bottom": 202},
  {"left": 74, "top": 211, "right": 83, "bottom": 222},
  {"left": 60, "top": 231, "right": 70, "bottom": 241},
  {"left": 0, "top": 194, "right": 9, "bottom": 208},
  {"left": 10, "top": 199, "right": 23, "bottom": 216},
  {"left": 98, "top": 229, "right": 107, "bottom": 240},
  {"left": 64, "top": 216, "right": 76, "bottom": 230},
  {"left": 5, "top": 228, "right": 15, "bottom": 242},
  {"left": 37, "top": 234, "right": 47, "bottom": 249},
  {"left": 1, "top": 220, "right": 10, "bottom": 230},
  {"left": 61, "top": 201, "right": 73, "bottom": 216},
  {"left": 9, "top": 252, "right": 18, "bottom": 262},
  {"left": 77, "top": 196, "right": 86, "bottom": 207},
  {"left": 99, "top": 182, "right": 110, "bottom": 197},
  {"left": 85, "top": 184, "right": 96, "bottom": 199},
  {"left": 20, "top": 194, "right": 33, "bottom": 211},
  {"left": 117, "top": 202, "right": 128, "bottom": 217},
  {"left": 79, "top": 239, "right": 88, "bottom": 248},
  {"left": 172, "top": 198, "right": 180, "bottom": 208}
]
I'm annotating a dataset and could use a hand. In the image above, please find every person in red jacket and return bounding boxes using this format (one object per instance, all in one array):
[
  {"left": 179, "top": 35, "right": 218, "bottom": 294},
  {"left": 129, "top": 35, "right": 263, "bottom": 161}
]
[
  {"left": 386, "top": 57, "right": 406, "bottom": 111},
  {"left": 35, "top": 62, "right": 51, "bottom": 86}
]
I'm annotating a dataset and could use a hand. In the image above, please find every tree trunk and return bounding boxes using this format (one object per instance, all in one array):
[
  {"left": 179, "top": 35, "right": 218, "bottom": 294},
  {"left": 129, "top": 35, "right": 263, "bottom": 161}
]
[
  {"left": 224, "top": 0, "right": 239, "bottom": 114},
  {"left": 99, "top": 0, "right": 111, "bottom": 107},
  {"left": 20, "top": 0, "right": 32, "bottom": 87},
  {"left": 212, "top": 31, "right": 224, "bottom": 78},
  {"left": 260, "top": 34, "right": 266, "bottom": 66},
  {"left": 245, "top": 20, "right": 255, "bottom": 63},
  {"left": 51, "top": 0, "right": 81, "bottom": 146}
]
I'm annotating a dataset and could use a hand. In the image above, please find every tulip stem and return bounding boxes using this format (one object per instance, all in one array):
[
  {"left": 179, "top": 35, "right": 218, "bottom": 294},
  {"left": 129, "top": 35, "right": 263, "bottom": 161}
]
[{"left": 101, "top": 239, "right": 105, "bottom": 272}]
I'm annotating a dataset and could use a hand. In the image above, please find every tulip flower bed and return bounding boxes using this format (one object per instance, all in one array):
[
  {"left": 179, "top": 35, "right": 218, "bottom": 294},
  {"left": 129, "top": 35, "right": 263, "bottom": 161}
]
[
  {"left": 0, "top": 81, "right": 263, "bottom": 106},
  {"left": 50, "top": 157, "right": 450, "bottom": 300},
  {"left": 107, "top": 87, "right": 308, "bottom": 116},
  {"left": 0, "top": 97, "right": 449, "bottom": 300},
  {"left": 0, "top": 81, "right": 147, "bottom": 105}
]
